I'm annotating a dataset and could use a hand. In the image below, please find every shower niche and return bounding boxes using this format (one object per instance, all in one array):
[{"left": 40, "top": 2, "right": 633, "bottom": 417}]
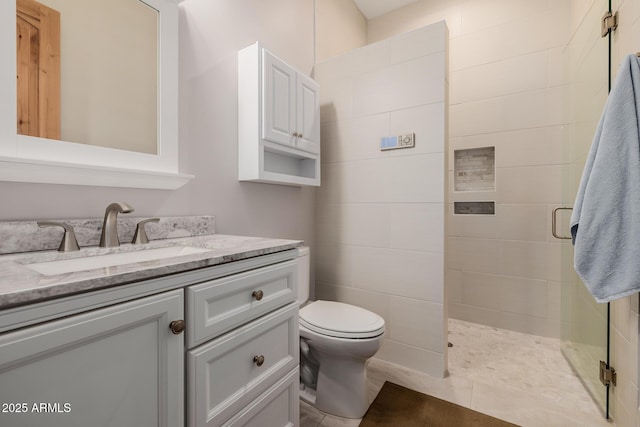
[{"left": 453, "top": 146, "right": 495, "bottom": 215}]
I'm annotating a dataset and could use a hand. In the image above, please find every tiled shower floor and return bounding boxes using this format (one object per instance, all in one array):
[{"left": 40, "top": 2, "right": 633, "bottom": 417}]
[{"left": 300, "top": 318, "right": 612, "bottom": 427}]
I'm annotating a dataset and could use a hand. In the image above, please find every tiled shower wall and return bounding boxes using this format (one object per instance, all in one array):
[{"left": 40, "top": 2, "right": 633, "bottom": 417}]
[
  {"left": 368, "top": 0, "right": 572, "bottom": 338},
  {"left": 314, "top": 22, "right": 448, "bottom": 378}
]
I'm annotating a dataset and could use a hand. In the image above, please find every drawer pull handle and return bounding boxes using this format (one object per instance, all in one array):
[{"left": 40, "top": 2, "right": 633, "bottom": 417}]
[
  {"left": 169, "top": 320, "right": 185, "bottom": 335},
  {"left": 253, "top": 355, "right": 265, "bottom": 367},
  {"left": 252, "top": 290, "right": 264, "bottom": 301}
]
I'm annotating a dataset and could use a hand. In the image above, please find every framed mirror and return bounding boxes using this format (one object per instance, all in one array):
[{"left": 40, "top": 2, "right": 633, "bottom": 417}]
[{"left": 0, "top": 0, "right": 193, "bottom": 189}]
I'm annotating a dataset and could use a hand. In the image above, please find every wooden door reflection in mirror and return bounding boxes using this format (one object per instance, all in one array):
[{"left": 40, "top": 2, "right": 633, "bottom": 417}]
[{"left": 16, "top": 0, "right": 60, "bottom": 140}]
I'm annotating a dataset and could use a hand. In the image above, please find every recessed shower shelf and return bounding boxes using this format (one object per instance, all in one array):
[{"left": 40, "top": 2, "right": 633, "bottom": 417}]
[
  {"left": 454, "top": 147, "right": 495, "bottom": 192},
  {"left": 454, "top": 201, "right": 495, "bottom": 215}
]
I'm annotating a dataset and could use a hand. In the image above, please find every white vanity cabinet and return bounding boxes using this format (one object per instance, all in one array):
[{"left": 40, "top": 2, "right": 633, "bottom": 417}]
[
  {"left": 186, "top": 260, "right": 299, "bottom": 427},
  {"left": 238, "top": 42, "right": 320, "bottom": 187},
  {"left": 0, "top": 248, "right": 300, "bottom": 427},
  {"left": 0, "top": 289, "right": 184, "bottom": 427}
]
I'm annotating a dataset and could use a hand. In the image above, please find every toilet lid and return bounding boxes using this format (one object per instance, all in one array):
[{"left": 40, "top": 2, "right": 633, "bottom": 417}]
[{"left": 299, "top": 301, "right": 385, "bottom": 339}]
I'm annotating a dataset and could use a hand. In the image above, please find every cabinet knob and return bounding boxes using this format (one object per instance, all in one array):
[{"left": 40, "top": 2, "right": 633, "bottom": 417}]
[
  {"left": 292, "top": 132, "right": 299, "bottom": 138},
  {"left": 298, "top": 133, "right": 303, "bottom": 139},
  {"left": 253, "top": 355, "right": 265, "bottom": 367},
  {"left": 169, "top": 320, "right": 185, "bottom": 335},
  {"left": 252, "top": 290, "right": 264, "bottom": 301}
]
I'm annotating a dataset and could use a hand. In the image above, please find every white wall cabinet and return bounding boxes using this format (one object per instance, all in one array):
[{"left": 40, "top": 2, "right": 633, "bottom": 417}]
[
  {"left": 0, "top": 290, "right": 184, "bottom": 427},
  {"left": 239, "top": 42, "right": 320, "bottom": 186}
]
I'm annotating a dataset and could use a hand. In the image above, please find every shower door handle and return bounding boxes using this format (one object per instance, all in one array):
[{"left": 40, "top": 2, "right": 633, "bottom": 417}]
[{"left": 552, "top": 207, "right": 573, "bottom": 240}]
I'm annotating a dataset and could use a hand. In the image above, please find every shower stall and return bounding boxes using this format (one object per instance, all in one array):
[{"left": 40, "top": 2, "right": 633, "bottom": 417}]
[{"left": 559, "top": 0, "right": 613, "bottom": 418}]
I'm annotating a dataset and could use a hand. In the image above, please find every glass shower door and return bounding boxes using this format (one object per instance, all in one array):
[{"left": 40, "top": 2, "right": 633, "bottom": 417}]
[{"left": 559, "top": 0, "right": 611, "bottom": 418}]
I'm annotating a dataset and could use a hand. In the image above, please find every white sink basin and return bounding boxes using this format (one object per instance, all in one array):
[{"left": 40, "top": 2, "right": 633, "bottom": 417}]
[{"left": 26, "top": 245, "right": 211, "bottom": 276}]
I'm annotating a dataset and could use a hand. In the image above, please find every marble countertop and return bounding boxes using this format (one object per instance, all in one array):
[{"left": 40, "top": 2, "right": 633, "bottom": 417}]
[{"left": 0, "top": 234, "right": 303, "bottom": 309}]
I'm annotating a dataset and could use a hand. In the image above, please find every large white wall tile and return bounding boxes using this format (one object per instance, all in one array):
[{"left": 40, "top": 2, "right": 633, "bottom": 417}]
[
  {"left": 547, "top": 47, "right": 567, "bottom": 87},
  {"left": 450, "top": 7, "right": 569, "bottom": 71},
  {"left": 353, "top": 52, "right": 446, "bottom": 116},
  {"left": 547, "top": 281, "right": 561, "bottom": 321},
  {"left": 447, "top": 269, "right": 463, "bottom": 303},
  {"left": 367, "top": 2, "right": 462, "bottom": 42},
  {"left": 610, "top": 326, "right": 638, "bottom": 421},
  {"left": 447, "top": 237, "right": 501, "bottom": 273},
  {"left": 389, "top": 297, "right": 444, "bottom": 352},
  {"left": 376, "top": 340, "right": 446, "bottom": 378},
  {"left": 322, "top": 113, "right": 390, "bottom": 163},
  {"left": 352, "top": 247, "right": 444, "bottom": 303},
  {"left": 461, "top": 272, "right": 548, "bottom": 318},
  {"left": 449, "top": 127, "right": 565, "bottom": 170},
  {"left": 314, "top": 283, "right": 392, "bottom": 323},
  {"left": 499, "top": 240, "right": 550, "bottom": 280},
  {"left": 449, "top": 87, "right": 564, "bottom": 138},
  {"left": 496, "top": 165, "right": 563, "bottom": 204},
  {"left": 450, "top": 51, "right": 549, "bottom": 105},
  {"left": 459, "top": 0, "right": 549, "bottom": 34},
  {"left": 343, "top": 204, "right": 391, "bottom": 247},
  {"left": 545, "top": 242, "right": 562, "bottom": 282},
  {"left": 390, "top": 203, "right": 445, "bottom": 252},
  {"left": 448, "top": 204, "right": 549, "bottom": 242},
  {"left": 388, "top": 20, "right": 447, "bottom": 65},
  {"left": 352, "top": 154, "right": 445, "bottom": 203},
  {"left": 448, "top": 302, "right": 502, "bottom": 328}
]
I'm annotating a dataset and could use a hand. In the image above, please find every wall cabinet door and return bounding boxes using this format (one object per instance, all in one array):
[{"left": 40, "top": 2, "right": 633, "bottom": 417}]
[
  {"left": 295, "top": 73, "right": 320, "bottom": 155},
  {"left": 262, "top": 49, "right": 319, "bottom": 155},
  {"left": 262, "top": 51, "right": 296, "bottom": 148},
  {"left": 0, "top": 290, "right": 184, "bottom": 427}
]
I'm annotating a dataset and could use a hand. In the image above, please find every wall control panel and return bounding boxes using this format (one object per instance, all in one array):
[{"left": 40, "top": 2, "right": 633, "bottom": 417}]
[{"left": 380, "top": 133, "right": 415, "bottom": 151}]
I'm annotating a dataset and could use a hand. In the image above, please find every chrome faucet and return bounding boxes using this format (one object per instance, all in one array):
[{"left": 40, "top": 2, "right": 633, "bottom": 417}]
[{"left": 99, "top": 202, "right": 134, "bottom": 247}]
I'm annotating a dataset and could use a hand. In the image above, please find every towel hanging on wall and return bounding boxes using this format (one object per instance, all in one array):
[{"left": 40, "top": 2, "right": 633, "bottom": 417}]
[{"left": 570, "top": 53, "right": 640, "bottom": 303}]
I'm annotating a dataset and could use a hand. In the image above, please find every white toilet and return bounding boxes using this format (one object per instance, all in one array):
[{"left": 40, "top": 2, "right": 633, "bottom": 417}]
[{"left": 296, "top": 247, "right": 385, "bottom": 419}]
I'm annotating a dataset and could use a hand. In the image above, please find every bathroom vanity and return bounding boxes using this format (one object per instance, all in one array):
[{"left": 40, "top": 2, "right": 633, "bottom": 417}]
[{"left": 0, "top": 234, "right": 301, "bottom": 427}]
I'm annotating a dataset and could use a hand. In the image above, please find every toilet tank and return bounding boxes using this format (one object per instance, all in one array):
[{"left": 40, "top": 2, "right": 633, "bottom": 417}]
[{"left": 297, "top": 246, "right": 310, "bottom": 305}]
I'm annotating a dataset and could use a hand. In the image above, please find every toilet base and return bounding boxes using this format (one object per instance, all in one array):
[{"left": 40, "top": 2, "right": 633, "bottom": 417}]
[{"left": 312, "top": 355, "right": 370, "bottom": 418}]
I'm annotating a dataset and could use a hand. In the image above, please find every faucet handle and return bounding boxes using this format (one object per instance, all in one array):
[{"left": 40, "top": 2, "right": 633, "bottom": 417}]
[
  {"left": 37, "top": 221, "right": 80, "bottom": 252},
  {"left": 132, "top": 218, "right": 160, "bottom": 244}
]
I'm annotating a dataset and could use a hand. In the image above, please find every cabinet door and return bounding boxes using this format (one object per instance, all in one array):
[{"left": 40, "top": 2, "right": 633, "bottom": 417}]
[
  {"left": 262, "top": 50, "right": 296, "bottom": 148},
  {"left": 0, "top": 290, "right": 184, "bottom": 427},
  {"left": 295, "top": 73, "right": 320, "bottom": 155}
]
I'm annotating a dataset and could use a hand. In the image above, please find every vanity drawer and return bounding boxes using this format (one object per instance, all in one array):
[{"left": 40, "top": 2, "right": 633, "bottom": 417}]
[
  {"left": 186, "top": 260, "right": 297, "bottom": 348},
  {"left": 223, "top": 368, "right": 299, "bottom": 427},
  {"left": 187, "top": 302, "right": 299, "bottom": 427}
]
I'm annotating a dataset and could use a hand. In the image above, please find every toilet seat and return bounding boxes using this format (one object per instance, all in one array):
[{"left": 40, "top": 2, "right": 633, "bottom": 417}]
[{"left": 299, "top": 301, "right": 385, "bottom": 339}]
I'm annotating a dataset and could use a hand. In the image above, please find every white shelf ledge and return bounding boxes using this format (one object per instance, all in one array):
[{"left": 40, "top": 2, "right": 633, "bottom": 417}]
[{"left": 0, "top": 156, "right": 194, "bottom": 190}]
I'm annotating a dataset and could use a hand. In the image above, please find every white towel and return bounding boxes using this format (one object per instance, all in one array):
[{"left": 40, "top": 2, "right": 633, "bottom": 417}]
[{"left": 570, "top": 53, "right": 640, "bottom": 303}]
